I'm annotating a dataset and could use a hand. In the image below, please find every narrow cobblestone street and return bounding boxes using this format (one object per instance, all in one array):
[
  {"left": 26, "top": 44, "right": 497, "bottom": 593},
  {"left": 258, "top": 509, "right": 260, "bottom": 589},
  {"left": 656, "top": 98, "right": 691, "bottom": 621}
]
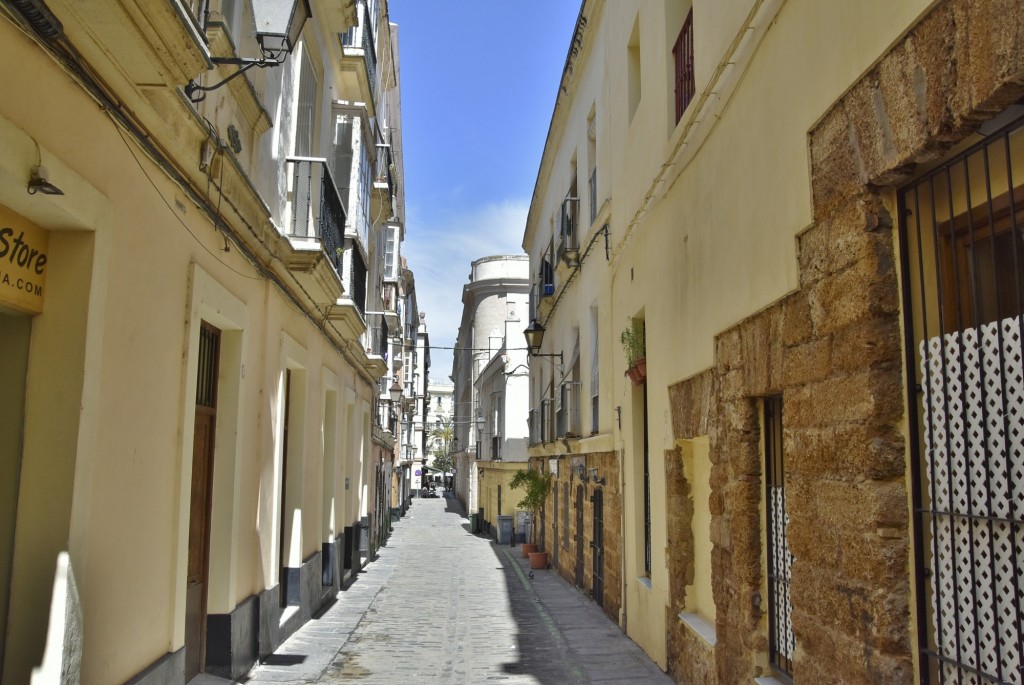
[{"left": 201, "top": 494, "right": 671, "bottom": 685}]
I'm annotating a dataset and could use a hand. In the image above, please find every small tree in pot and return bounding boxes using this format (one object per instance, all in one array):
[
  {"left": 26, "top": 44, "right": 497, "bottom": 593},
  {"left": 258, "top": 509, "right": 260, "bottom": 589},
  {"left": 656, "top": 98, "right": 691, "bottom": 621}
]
[{"left": 509, "top": 467, "right": 551, "bottom": 565}]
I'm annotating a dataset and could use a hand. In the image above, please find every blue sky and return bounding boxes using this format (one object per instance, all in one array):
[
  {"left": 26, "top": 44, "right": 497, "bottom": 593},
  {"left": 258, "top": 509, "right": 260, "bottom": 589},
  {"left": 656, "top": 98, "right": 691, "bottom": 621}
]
[{"left": 388, "top": 1, "right": 582, "bottom": 382}]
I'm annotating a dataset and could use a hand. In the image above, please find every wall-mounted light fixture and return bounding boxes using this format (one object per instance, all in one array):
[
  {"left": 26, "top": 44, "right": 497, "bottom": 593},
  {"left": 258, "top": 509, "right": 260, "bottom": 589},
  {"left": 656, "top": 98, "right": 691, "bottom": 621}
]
[
  {"left": 27, "top": 165, "right": 63, "bottom": 196},
  {"left": 523, "top": 319, "right": 563, "bottom": 363},
  {"left": 185, "top": 0, "right": 310, "bottom": 103},
  {"left": 589, "top": 468, "right": 605, "bottom": 485},
  {"left": 388, "top": 377, "right": 403, "bottom": 404},
  {"left": 575, "top": 463, "right": 586, "bottom": 480}
]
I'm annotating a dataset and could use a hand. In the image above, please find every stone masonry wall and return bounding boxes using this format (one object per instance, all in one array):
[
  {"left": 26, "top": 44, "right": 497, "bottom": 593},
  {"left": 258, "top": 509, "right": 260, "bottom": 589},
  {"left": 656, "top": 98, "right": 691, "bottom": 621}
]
[
  {"left": 668, "top": 0, "right": 1024, "bottom": 682},
  {"left": 534, "top": 451, "right": 623, "bottom": 625},
  {"left": 666, "top": 370, "right": 717, "bottom": 684}
]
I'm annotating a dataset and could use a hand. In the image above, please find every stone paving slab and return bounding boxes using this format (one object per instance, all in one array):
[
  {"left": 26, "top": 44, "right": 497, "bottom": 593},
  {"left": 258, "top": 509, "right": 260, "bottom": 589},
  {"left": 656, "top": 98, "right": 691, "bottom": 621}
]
[{"left": 211, "top": 494, "right": 672, "bottom": 685}]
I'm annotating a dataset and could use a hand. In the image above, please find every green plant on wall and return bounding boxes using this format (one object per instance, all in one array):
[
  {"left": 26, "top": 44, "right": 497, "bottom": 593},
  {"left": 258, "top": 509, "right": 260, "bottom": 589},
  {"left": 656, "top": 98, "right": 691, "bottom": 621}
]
[
  {"left": 620, "top": 318, "right": 646, "bottom": 368},
  {"left": 509, "top": 468, "right": 551, "bottom": 516}
]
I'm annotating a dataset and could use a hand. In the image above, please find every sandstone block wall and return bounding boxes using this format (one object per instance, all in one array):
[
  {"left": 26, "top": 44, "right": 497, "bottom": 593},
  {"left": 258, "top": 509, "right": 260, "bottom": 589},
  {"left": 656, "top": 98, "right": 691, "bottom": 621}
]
[{"left": 534, "top": 451, "right": 623, "bottom": 625}]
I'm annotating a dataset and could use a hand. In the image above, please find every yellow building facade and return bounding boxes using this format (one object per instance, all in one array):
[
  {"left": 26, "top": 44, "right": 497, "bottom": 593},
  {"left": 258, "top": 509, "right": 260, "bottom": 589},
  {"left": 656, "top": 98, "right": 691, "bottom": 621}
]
[
  {"left": 0, "top": 0, "right": 408, "bottom": 683},
  {"left": 526, "top": 0, "right": 1024, "bottom": 682}
]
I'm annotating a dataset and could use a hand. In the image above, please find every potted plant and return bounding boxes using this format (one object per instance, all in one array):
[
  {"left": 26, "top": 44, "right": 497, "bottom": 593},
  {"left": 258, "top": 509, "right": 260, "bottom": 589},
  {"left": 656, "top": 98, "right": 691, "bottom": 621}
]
[
  {"left": 509, "top": 468, "right": 551, "bottom": 567},
  {"left": 621, "top": 319, "right": 647, "bottom": 385}
]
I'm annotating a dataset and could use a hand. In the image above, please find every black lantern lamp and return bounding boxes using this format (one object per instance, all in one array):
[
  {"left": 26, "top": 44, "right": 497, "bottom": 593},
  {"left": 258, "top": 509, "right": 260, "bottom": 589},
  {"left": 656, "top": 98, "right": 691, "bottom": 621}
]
[
  {"left": 185, "top": 0, "right": 311, "bottom": 103},
  {"left": 523, "top": 319, "right": 563, "bottom": 362},
  {"left": 389, "top": 377, "right": 403, "bottom": 405}
]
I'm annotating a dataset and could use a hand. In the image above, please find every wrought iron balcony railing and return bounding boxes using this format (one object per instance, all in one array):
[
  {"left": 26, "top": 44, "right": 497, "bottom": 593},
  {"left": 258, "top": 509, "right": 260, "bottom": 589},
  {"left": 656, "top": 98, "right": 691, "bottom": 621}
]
[
  {"left": 363, "top": 312, "right": 389, "bottom": 359},
  {"left": 286, "top": 157, "right": 346, "bottom": 276},
  {"left": 557, "top": 381, "right": 582, "bottom": 438},
  {"left": 340, "top": 3, "right": 379, "bottom": 105},
  {"left": 541, "top": 398, "right": 555, "bottom": 443}
]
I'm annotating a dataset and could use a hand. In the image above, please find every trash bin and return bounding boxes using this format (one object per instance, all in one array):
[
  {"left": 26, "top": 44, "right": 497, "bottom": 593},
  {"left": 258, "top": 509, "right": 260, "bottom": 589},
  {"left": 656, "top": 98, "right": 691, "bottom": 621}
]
[
  {"left": 468, "top": 513, "right": 479, "bottom": 534},
  {"left": 516, "top": 511, "right": 532, "bottom": 544},
  {"left": 496, "top": 515, "right": 513, "bottom": 545}
]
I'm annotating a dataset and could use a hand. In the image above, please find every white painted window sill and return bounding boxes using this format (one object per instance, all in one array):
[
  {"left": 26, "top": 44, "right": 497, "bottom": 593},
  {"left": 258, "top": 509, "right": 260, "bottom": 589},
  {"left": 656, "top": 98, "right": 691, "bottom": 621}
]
[
  {"left": 754, "top": 677, "right": 790, "bottom": 685},
  {"left": 637, "top": 576, "right": 653, "bottom": 591},
  {"left": 678, "top": 612, "right": 717, "bottom": 648}
]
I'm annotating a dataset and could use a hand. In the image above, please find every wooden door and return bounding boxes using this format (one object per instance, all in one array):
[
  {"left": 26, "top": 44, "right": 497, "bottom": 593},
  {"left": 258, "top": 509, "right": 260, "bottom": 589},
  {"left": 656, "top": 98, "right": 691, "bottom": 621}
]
[
  {"left": 185, "top": 323, "right": 220, "bottom": 680},
  {"left": 575, "top": 485, "right": 584, "bottom": 587}
]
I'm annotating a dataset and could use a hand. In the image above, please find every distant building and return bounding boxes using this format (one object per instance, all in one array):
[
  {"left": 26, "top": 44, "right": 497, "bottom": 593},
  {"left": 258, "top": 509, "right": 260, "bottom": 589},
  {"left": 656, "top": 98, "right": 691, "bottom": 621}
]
[{"left": 450, "top": 255, "right": 531, "bottom": 534}]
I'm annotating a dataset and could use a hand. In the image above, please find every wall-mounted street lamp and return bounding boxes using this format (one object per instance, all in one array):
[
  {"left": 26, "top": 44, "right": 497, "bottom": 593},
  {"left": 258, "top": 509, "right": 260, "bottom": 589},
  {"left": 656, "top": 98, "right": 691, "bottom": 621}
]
[
  {"left": 523, "top": 319, "right": 563, "bottom": 363},
  {"left": 185, "top": 0, "right": 310, "bottom": 103},
  {"left": 389, "top": 377, "right": 403, "bottom": 404}
]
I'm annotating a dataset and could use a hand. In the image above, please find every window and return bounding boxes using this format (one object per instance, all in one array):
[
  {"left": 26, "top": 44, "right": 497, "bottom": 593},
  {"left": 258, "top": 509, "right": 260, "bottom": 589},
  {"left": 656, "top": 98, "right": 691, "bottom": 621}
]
[
  {"left": 627, "top": 16, "right": 642, "bottom": 122},
  {"left": 673, "top": 9, "right": 695, "bottom": 123},
  {"left": 764, "top": 396, "right": 793, "bottom": 677},
  {"left": 901, "top": 110, "right": 1024, "bottom": 683},
  {"left": 384, "top": 224, "right": 398, "bottom": 280},
  {"left": 587, "top": 107, "right": 597, "bottom": 224},
  {"left": 295, "top": 46, "right": 319, "bottom": 157}
]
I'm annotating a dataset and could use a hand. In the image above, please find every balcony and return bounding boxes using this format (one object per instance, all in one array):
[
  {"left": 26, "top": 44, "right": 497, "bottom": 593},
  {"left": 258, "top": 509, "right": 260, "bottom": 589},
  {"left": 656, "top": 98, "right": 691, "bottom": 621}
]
[
  {"left": 556, "top": 382, "right": 582, "bottom": 439},
  {"left": 283, "top": 157, "right": 346, "bottom": 303},
  {"left": 372, "top": 139, "right": 395, "bottom": 221},
  {"left": 363, "top": 312, "right": 389, "bottom": 360},
  {"left": 338, "top": 3, "right": 379, "bottom": 114},
  {"left": 326, "top": 240, "right": 368, "bottom": 341},
  {"left": 541, "top": 398, "right": 555, "bottom": 443},
  {"left": 557, "top": 197, "right": 580, "bottom": 268},
  {"left": 382, "top": 282, "right": 400, "bottom": 329}
]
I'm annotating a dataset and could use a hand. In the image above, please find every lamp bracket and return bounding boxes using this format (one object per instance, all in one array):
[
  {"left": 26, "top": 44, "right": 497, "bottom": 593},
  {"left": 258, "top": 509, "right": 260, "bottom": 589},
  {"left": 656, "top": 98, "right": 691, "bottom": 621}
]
[{"left": 185, "top": 57, "right": 283, "bottom": 103}]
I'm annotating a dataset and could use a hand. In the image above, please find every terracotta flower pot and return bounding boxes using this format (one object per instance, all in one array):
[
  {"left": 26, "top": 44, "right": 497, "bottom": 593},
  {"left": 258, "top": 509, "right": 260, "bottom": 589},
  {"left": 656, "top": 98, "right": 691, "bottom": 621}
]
[
  {"left": 529, "top": 551, "right": 549, "bottom": 570},
  {"left": 521, "top": 542, "right": 539, "bottom": 558},
  {"left": 626, "top": 357, "right": 647, "bottom": 385}
]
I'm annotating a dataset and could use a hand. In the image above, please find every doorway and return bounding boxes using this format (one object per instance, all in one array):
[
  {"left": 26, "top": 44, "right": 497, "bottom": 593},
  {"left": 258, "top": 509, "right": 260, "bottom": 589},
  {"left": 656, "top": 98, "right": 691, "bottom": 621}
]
[
  {"left": 185, "top": 322, "right": 220, "bottom": 680},
  {"left": 591, "top": 488, "right": 604, "bottom": 607},
  {"left": 0, "top": 312, "right": 30, "bottom": 674},
  {"left": 575, "top": 484, "right": 585, "bottom": 588}
]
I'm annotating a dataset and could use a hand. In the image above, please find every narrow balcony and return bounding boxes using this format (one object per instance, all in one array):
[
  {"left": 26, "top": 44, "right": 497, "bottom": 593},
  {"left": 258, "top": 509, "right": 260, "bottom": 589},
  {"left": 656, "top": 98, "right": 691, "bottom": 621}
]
[
  {"left": 284, "top": 157, "right": 346, "bottom": 304},
  {"left": 372, "top": 140, "right": 395, "bottom": 221},
  {"left": 363, "top": 312, "right": 390, "bottom": 360},
  {"left": 541, "top": 398, "right": 555, "bottom": 444},
  {"left": 382, "top": 282, "right": 400, "bottom": 329},
  {"left": 556, "top": 381, "right": 582, "bottom": 439},
  {"left": 339, "top": 3, "right": 379, "bottom": 114}
]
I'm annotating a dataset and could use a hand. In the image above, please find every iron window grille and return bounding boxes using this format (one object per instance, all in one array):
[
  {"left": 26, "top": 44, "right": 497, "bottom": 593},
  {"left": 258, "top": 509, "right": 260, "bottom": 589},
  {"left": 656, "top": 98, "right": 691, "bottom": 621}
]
[
  {"left": 673, "top": 9, "right": 695, "bottom": 124},
  {"left": 558, "top": 196, "right": 580, "bottom": 264},
  {"left": 286, "top": 157, "right": 346, "bottom": 278},
  {"left": 541, "top": 398, "right": 556, "bottom": 443},
  {"left": 899, "top": 110, "right": 1024, "bottom": 685},
  {"left": 589, "top": 168, "right": 598, "bottom": 226},
  {"left": 764, "top": 396, "right": 794, "bottom": 678}
]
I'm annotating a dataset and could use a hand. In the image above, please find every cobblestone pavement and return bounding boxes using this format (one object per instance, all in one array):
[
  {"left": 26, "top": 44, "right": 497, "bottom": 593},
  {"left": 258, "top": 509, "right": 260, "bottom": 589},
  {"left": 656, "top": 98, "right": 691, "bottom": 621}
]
[{"left": 217, "top": 493, "right": 672, "bottom": 684}]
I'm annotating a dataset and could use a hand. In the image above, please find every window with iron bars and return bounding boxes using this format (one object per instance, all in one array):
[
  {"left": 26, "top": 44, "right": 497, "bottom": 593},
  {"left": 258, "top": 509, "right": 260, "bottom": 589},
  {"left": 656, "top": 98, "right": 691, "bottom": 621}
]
[
  {"left": 764, "top": 396, "right": 794, "bottom": 678},
  {"left": 558, "top": 196, "right": 580, "bottom": 266},
  {"left": 900, "top": 109, "right": 1024, "bottom": 684},
  {"left": 673, "top": 9, "right": 695, "bottom": 124}
]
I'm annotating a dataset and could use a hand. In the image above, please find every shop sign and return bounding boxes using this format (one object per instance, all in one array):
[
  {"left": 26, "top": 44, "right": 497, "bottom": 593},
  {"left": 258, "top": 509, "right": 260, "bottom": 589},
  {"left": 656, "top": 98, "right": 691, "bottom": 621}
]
[{"left": 0, "top": 206, "right": 48, "bottom": 314}]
